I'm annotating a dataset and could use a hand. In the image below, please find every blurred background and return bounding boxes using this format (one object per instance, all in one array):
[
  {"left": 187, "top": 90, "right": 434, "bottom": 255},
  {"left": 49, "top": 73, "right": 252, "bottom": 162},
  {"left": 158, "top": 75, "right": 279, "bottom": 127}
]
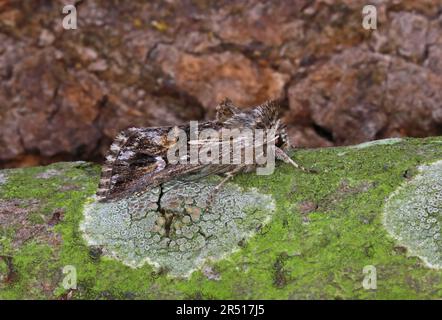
[{"left": 0, "top": 0, "right": 441, "bottom": 168}]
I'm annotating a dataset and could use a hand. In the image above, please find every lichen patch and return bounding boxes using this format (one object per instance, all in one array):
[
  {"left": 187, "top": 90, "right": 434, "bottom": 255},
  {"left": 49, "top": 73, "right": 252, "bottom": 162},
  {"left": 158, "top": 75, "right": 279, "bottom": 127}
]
[
  {"left": 338, "top": 138, "right": 403, "bottom": 156},
  {"left": 0, "top": 173, "right": 7, "bottom": 186},
  {"left": 35, "top": 169, "right": 63, "bottom": 179},
  {"left": 352, "top": 138, "right": 403, "bottom": 149},
  {"left": 383, "top": 160, "right": 442, "bottom": 269},
  {"left": 81, "top": 179, "right": 276, "bottom": 277}
]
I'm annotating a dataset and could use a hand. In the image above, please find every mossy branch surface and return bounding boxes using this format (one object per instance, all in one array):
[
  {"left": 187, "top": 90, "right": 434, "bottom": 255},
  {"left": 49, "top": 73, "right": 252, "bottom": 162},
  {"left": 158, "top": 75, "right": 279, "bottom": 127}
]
[{"left": 1, "top": 137, "right": 442, "bottom": 299}]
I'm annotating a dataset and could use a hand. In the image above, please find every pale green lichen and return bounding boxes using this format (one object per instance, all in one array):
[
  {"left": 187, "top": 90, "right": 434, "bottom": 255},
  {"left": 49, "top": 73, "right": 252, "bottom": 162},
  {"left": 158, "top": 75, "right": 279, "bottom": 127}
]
[
  {"left": 338, "top": 138, "right": 403, "bottom": 156},
  {"left": 383, "top": 160, "right": 442, "bottom": 269},
  {"left": 81, "top": 179, "right": 275, "bottom": 277},
  {"left": 352, "top": 138, "right": 403, "bottom": 149},
  {"left": 34, "top": 169, "right": 63, "bottom": 179},
  {"left": 0, "top": 173, "right": 7, "bottom": 186}
]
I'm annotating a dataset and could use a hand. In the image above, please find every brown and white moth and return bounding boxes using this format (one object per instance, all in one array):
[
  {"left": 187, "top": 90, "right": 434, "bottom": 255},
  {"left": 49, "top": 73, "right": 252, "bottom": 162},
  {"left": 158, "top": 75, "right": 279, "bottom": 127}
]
[{"left": 96, "top": 98, "right": 311, "bottom": 202}]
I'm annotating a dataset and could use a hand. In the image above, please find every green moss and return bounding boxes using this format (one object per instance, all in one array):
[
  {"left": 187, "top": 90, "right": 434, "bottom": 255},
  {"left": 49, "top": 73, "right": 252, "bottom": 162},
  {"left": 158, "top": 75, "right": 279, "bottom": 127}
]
[{"left": 0, "top": 138, "right": 442, "bottom": 299}]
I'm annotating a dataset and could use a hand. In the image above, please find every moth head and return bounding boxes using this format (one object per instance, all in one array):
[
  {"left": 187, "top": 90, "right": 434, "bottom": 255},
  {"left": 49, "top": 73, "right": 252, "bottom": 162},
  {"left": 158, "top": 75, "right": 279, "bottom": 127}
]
[
  {"left": 217, "top": 98, "right": 291, "bottom": 149},
  {"left": 252, "top": 100, "right": 291, "bottom": 150}
]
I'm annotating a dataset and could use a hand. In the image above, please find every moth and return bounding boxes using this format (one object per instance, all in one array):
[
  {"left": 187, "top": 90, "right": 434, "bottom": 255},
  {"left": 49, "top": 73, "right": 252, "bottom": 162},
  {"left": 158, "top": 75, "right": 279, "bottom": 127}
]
[{"left": 96, "top": 98, "right": 311, "bottom": 202}]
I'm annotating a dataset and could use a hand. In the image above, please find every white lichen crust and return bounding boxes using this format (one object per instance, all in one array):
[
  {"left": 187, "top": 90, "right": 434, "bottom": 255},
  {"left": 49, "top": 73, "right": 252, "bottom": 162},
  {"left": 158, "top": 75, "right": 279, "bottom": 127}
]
[
  {"left": 338, "top": 138, "right": 403, "bottom": 156},
  {"left": 81, "top": 179, "right": 275, "bottom": 277},
  {"left": 383, "top": 160, "right": 442, "bottom": 269},
  {"left": 0, "top": 172, "right": 7, "bottom": 186},
  {"left": 351, "top": 138, "right": 403, "bottom": 149}
]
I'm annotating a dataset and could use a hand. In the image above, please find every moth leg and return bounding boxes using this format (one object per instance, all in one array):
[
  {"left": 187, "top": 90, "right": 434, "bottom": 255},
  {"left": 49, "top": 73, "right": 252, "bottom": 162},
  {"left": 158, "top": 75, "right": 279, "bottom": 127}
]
[
  {"left": 214, "top": 167, "right": 243, "bottom": 192},
  {"left": 206, "top": 165, "right": 246, "bottom": 209},
  {"left": 275, "top": 147, "right": 317, "bottom": 173}
]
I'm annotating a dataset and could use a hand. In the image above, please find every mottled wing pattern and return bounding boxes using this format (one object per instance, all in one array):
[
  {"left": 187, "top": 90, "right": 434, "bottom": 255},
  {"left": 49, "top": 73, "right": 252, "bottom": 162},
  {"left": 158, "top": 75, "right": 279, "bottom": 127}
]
[
  {"left": 97, "top": 127, "right": 159, "bottom": 200},
  {"left": 97, "top": 123, "right": 229, "bottom": 201},
  {"left": 222, "top": 99, "right": 280, "bottom": 130},
  {"left": 97, "top": 98, "right": 292, "bottom": 202},
  {"left": 97, "top": 126, "right": 189, "bottom": 201}
]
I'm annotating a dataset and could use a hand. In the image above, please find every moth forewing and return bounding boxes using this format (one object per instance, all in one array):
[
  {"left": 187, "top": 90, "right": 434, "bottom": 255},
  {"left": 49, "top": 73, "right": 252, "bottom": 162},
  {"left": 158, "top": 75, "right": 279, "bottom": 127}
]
[
  {"left": 96, "top": 98, "right": 311, "bottom": 202},
  {"left": 166, "top": 126, "right": 188, "bottom": 165},
  {"left": 237, "top": 128, "right": 255, "bottom": 165},
  {"left": 188, "top": 121, "right": 200, "bottom": 165},
  {"left": 219, "top": 128, "right": 242, "bottom": 165},
  {"left": 253, "top": 126, "right": 277, "bottom": 175},
  {"left": 198, "top": 128, "right": 221, "bottom": 165}
]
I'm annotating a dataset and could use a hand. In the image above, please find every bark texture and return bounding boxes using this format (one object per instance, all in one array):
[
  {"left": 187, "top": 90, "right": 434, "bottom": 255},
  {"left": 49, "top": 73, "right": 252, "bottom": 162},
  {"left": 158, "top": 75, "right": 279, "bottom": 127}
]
[{"left": 0, "top": 0, "right": 441, "bottom": 168}]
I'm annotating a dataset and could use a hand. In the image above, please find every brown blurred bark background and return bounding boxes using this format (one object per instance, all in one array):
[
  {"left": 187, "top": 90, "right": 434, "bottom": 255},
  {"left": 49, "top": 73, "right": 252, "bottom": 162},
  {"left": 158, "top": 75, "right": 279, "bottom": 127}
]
[{"left": 0, "top": 0, "right": 441, "bottom": 168}]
